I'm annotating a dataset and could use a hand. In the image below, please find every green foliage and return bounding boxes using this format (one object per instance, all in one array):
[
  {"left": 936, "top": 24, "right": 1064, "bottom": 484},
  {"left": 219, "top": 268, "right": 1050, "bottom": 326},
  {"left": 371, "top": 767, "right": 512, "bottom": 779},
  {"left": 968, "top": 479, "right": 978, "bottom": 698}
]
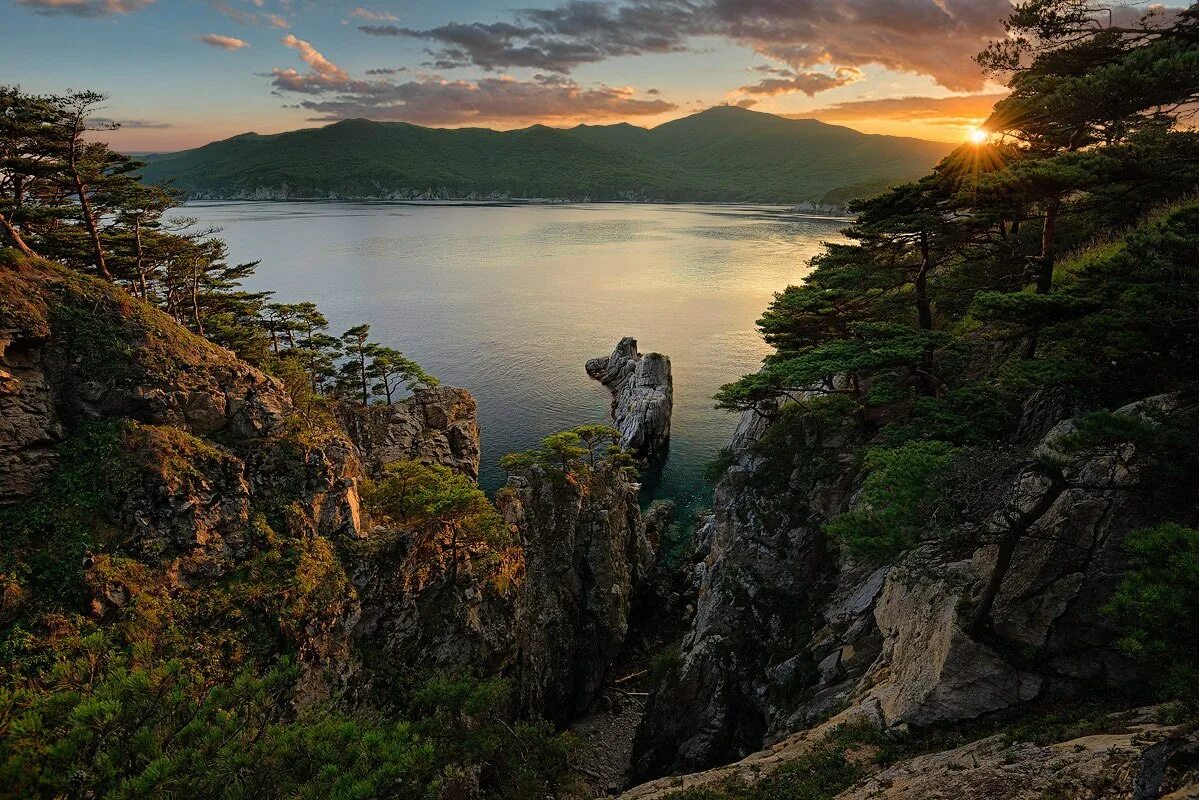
[
  {"left": 879, "top": 384, "right": 1014, "bottom": 447},
  {"left": 703, "top": 447, "right": 736, "bottom": 484},
  {"left": 409, "top": 675, "right": 574, "bottom": 800},
  {"left": 1104, "top": 524, "right": 1199, "bottom": 705},
  {"left": 499, "top": 424, "right": 632, "bottom": 481},
  {"left": 825, "top": 441, "right": 958, "bottom": 563},
  {"left": 0, "top": 634, "right": 572, "bottom": 800},
  {"left": 717, "top": 324, "right": 950, "bottom": 412},
  {"left": 364, "top": 460, "right": 508, "bottom": 550}
]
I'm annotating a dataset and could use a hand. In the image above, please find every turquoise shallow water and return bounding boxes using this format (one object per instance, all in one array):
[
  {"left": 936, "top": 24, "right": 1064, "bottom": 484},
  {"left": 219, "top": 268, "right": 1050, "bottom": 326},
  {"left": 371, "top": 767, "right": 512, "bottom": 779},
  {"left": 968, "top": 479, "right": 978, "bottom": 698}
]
[{"left": 184, "top": 201, "right": 846, "bottom": 516}]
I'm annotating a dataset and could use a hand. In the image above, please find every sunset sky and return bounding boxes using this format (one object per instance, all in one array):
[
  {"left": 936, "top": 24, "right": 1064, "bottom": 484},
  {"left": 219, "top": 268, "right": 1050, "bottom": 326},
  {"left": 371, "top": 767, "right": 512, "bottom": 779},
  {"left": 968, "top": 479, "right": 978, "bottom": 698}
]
[{"left": 2, "top": 0, "right": 1169, "bottom": 151}]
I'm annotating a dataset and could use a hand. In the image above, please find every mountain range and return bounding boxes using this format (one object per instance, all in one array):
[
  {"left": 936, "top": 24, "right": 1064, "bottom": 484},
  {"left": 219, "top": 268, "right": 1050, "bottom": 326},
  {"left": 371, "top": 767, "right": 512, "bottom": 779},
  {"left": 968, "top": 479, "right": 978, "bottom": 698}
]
[{"left": 140, "top": 106, "right": 955, "bottom": 205}]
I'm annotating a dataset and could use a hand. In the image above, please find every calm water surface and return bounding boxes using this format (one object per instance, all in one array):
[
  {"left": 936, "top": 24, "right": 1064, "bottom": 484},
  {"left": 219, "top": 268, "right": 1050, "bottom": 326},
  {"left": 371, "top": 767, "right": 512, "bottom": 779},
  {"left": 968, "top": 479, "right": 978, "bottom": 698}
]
[{"left": 184, "top": 201, "right": 846, "bottom": 514}]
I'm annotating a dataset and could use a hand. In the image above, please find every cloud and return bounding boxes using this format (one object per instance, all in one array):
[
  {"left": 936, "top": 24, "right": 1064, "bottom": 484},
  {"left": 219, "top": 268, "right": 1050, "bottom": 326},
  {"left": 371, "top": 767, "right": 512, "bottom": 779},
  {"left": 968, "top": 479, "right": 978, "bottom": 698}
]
[
  {"left": 367, "top": 0, "right": 1009, "bottom": 91},
  {"left": 17, "top": 0, "right": 154, "bottom": 15},
  {"left": 802, "top": 92, "right": 1008, "bottom": 125},
  {"left": 360, "top": 3, "right": 693, "bottom": 73},
  {"left": 267, "top": 36, "right": 674, "bottom": 126},
  {"left": 365, "top": 67, "right": 407, "bottom": 75},
  {"left": 738, "top": 66, "right": 864, "bottom": 97},
  {"left": 198, "top": 33, "right": 250, "bottom": 50},
  {"left": 212, "top": 1, "right": 289, "bottom": 28},
  {"left": 278, "top": 34, "right": 350, "bottom": 85},
  {"left": 350, "top": 6, "right": 398, "bottom": 22},
  {"left": 91, "top": 117, "right": 174, "bottom": 128}
]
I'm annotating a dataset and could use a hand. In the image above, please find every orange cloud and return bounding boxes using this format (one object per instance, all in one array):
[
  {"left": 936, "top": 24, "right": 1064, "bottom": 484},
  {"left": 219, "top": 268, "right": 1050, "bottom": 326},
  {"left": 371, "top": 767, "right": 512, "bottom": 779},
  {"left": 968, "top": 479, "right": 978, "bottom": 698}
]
[{"left": 198, "top": 33, "right": 249, "bottom": 50}]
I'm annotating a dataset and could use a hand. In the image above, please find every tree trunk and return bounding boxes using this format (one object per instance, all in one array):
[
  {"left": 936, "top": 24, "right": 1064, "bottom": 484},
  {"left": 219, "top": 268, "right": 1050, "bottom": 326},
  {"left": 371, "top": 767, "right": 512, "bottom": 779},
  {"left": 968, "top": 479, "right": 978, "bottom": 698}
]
[
  {"left": 359, "top": 349, "right": 369, "bottom": 406},
  {"left": 190, "top": 265, "right": 204, "bottom": 335},
  {"left": 1036, "top": 199, "right": 1058, "bottom": 295},
  {"left": 915, "top": 230, "right": 933, "bottom": 331},
  {"left": 0, "top": 210, "right": 37, "bottom": 257},
  {"left": 134, "top": 219, "right": 149, "bottom": 300},
  {"left": 67, "top": 119, "right": 110, "bottom": 280},
  {"left": 915, "top": 229, "right": 937, "bottom": 395},
  {"left": 1020, "top": 199, "right": 1060, "bottom": 360},
  {"left": 966, "top": 466, "right": 1065, "bottom": 636}
]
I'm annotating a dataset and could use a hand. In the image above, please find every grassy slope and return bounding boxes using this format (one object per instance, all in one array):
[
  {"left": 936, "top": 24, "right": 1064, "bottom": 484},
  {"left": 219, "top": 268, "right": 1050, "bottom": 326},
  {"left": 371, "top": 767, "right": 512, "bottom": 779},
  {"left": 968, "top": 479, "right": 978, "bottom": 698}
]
[{"left": 141, "top": 107, "right": 954, "bottom": 204}]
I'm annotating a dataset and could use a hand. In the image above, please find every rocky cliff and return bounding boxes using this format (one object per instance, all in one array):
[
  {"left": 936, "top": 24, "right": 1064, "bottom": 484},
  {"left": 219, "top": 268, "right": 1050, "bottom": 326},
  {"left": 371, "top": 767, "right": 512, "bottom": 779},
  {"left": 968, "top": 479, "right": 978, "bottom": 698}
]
[
  {"left": 586, "top": 337, "right": 673, "bottom": 460},
  {"left": 627, "top": 387, "right": 1199, "bottom": 794},
  {"left": 1, "top": 258, "right": 290, "bottom": 506},
  {"left": 0, "top": 255, "right": 664, "bottom": 739}
]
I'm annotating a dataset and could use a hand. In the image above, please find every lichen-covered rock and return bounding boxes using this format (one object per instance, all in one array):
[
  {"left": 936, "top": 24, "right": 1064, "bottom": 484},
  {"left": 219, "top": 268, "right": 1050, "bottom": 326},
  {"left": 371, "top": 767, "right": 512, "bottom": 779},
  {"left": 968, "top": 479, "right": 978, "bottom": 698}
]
[
  {"left": 838, "top": 716, "right": 1198, "bottom": 800},
  {"left": 335, "top": 386, "right": 481, "bottom": 481},
  {"left": 861, "top": 559, "right": 1042, "bottom": 727},
  {"left": 586, "top": 337, "right": 672, "bottom": 459}
]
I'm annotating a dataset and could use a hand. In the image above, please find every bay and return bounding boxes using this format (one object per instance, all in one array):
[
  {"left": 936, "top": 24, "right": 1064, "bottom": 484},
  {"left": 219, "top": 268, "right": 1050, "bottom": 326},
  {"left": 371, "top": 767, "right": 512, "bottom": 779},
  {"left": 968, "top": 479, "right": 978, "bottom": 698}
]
[{"left": 184, "top": 201, "right": 846, "bottom": 515}]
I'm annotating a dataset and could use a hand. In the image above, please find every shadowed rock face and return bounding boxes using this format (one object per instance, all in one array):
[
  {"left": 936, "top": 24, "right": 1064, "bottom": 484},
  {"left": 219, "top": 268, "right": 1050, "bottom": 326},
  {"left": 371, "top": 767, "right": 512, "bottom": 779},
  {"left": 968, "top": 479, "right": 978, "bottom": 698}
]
[
  {"left": 350, "top": 460, "right": 671, "bottom": 723},
  {"left": 586, "top": 337, "right": 673, "bottom": 460}
]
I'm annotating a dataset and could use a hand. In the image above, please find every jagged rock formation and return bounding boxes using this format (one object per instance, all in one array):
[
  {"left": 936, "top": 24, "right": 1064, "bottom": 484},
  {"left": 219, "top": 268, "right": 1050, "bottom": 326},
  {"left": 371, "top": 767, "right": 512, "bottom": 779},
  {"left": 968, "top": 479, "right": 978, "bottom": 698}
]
[
  {"left": 633, "top": 391, "right": 1195, "bottom": 781},
  {"left": 586, "top": 337, "right": 673, "bottom": 459},
  {"left": 632, "top": 403, "right": 861, "bottom": 775},
  {"left": 335, "top": 386, "right": 481, "bottom": 481}
]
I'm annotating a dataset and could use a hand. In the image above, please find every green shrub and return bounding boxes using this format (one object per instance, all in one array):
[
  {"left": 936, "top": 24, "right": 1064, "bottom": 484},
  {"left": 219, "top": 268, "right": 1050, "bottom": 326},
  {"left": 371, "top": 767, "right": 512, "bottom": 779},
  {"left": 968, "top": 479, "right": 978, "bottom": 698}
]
[
  {"left": 825, "top": 441, "right": 958, "bottom": 563},
  {"left": 1104, "top": 524, "right": 1199, "bottom": 705}
]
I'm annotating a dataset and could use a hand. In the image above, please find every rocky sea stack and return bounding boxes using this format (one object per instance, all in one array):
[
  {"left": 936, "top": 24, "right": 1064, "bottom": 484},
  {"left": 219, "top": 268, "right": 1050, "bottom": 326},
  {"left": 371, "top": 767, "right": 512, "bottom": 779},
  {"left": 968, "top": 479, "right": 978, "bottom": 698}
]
[{"left": 586, "top": 337, "right": 673, "bottom": 461}]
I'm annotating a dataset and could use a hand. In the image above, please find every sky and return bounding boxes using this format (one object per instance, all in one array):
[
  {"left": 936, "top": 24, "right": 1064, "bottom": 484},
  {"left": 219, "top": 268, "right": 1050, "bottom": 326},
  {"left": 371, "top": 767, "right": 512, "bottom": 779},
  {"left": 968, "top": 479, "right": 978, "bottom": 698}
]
[{"left": 0, "top": 0, "right": 1146, "bottom": 151}]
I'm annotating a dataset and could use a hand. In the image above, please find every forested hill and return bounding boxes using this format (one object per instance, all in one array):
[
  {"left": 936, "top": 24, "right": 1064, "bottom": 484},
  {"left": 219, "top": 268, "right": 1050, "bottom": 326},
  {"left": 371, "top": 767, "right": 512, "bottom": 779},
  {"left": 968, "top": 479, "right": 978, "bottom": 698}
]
[{"left": 139, "top": 106, "right": 953, "bottom": 205}]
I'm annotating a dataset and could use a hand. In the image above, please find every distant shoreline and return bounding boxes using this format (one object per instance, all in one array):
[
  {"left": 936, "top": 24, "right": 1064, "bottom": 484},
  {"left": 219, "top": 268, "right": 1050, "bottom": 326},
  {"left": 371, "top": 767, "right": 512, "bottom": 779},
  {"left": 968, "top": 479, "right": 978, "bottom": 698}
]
[{"left": 181, "top": 197, "right": 855, "bottom": 220}]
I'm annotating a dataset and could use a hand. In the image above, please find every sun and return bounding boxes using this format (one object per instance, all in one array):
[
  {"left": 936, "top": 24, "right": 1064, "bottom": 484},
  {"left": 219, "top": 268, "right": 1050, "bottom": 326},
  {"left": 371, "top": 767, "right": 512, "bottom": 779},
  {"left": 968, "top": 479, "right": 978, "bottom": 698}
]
[{"left": 968, "top": 127, "right": 989, "bottom": 144}]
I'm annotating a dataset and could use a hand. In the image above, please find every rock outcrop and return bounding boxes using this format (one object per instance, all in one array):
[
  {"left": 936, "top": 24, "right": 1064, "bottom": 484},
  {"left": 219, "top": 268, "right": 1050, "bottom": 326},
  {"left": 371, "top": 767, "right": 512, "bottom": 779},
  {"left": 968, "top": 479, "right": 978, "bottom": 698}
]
[
  {"left": 350, "top": 459, "right": 671, "bottom": 722},
  {"left": 586, "top": 337, "right": 672, "bottom": 459},
  {"left": 499, "top": 463, "right": 669, "bottom": 721},
  {"left": 632, "top": 404, "right": 861, "bottom": 776},
  {"left": 1, "top": 255, "right": 670, "bottom": 733},
  {"left": 633, "top": 392, "right": 1194, "bottom": 780},
  {"left": 622, "top": 707, "right": 1199, "bottom": 799},
  {"left": 335, "top": 386, "right": 481, "bottom": 481}
]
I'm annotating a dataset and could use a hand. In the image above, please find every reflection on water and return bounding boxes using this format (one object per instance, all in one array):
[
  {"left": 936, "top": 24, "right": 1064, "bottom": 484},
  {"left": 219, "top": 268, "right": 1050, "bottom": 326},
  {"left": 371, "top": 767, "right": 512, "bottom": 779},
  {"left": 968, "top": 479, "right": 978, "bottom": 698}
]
[{"left": 183, "top": 201, "right": 847, "bottom": 515}]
